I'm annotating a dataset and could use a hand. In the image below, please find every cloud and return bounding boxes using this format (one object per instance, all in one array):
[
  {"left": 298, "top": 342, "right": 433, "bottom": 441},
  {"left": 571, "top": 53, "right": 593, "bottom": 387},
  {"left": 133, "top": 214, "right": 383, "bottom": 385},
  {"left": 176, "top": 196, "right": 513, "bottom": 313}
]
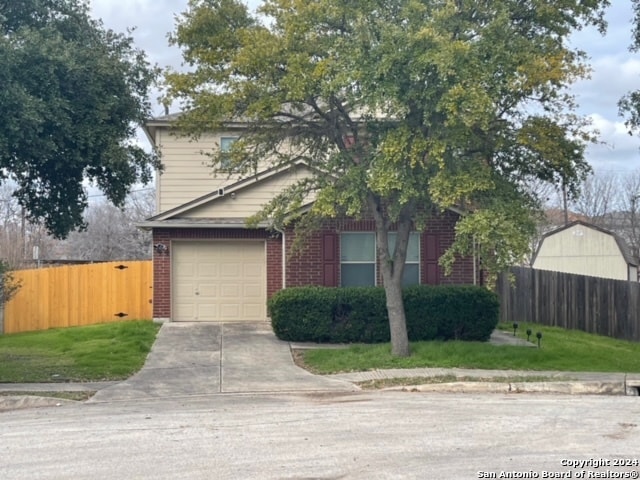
[
  {"left": 572, "top": 55, "right": 640, "bottom": 119},
  {"left": 91, "top": 0, "right": 187, "bottom": 66},
  {"left": 586, "top": 114, "right": 640, "bottom": 172},
  {"left": 567, "top": 1, "right": 640, "bottom": 159}
]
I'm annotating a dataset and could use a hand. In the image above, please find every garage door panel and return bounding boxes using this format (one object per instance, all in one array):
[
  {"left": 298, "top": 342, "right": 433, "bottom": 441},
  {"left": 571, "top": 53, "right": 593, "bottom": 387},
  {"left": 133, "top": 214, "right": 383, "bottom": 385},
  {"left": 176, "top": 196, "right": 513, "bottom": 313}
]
[
  {"left": 197, "top": 263, "right": 219, "bottom": 277},
  {"left": 198, "top": 283, "right": 219, "bottom": 297},
  {"left": 176, "top": 261, "right": 197, "bottom": 277},
  {"left": 220, "top": 284, "right": 241, "bottom": 298},
  {"left": 243, "top": 304, "right": 263, "bottom": 318},
  {"left": 243, "top": 264, "right": 262, "bottom": 278},
  {"left": 220, "top": 304, "right": 241, "bottom": 318},
  {"left": 172, "top": 241, "right": 266, "bottom": 322},
  {"left": 196, "top": 303, "right": 220, "bottom": 321},
  {"left": 220, "top": 262, "right": 242, "bottom": 278},
  {"left": 174, "top": 301, "right": 197, "bottom": 319},
  {"left": 243, "top": 284, "right": 262, "bottom": 297},
  {"left": 175, "top": 281, "right": 196, "bottom": 299}
]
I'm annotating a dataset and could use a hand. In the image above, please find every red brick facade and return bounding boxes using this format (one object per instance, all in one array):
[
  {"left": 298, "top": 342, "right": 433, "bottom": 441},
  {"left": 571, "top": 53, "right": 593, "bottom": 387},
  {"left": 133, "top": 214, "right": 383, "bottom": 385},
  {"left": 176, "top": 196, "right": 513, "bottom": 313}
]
[
  {"left": 283, "top": 211, "right": 475, "bottom": 287},
  {"left": 151, "top": 212, "right": 476, "bottom": 320},
  {"left": 151, "top": 228, "right": 282, "bottom": 319}
]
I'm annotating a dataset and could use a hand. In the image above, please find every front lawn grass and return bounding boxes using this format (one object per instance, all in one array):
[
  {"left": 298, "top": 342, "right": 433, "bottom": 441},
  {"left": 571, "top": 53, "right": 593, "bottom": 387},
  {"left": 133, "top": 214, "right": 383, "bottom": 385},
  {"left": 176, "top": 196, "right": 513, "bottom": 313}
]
[
  {"left": 0, "top": 321, "right": 160, "bottom": 383},
  {"left": 299, "top": 323, "right": 640, "bottom": 374}
]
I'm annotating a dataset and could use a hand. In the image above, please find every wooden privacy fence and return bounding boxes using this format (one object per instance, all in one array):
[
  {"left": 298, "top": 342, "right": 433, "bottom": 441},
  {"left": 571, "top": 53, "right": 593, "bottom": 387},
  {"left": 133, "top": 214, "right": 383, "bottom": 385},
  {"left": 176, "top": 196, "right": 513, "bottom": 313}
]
[
  {"left": 497, "top": 266, "right": 640, "bottom": 342},
  {"left": 1, "top": 261, "right": 153, "bottom": 334}
]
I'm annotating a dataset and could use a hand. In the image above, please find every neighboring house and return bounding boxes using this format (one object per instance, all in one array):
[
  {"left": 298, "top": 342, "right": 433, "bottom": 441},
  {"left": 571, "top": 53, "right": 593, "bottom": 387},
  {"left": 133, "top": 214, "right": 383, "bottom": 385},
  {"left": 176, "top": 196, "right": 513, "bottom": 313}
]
[
  {"left": 532, "top": 220, "right": 639, "bottom": 282},
  {"left": 142, "top": 114, "right": 478, "bottom": 323}
]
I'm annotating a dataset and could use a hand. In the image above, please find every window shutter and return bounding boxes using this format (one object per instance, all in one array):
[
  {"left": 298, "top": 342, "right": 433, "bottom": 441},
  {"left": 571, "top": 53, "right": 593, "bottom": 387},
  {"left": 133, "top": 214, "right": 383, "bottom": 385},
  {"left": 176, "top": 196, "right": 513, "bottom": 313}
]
[
  {"left": 424, "top": 233, "right": 440, "bottom": 285},
  {"left": 322, "top": 233, "right": 338, "bottom": 286}
]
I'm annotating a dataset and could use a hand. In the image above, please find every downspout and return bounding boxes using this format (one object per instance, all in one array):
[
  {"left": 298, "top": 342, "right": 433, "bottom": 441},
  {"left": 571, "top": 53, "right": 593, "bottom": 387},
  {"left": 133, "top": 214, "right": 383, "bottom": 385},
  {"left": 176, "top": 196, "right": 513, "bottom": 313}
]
[
  {"left": 472, "top": 236, "right": 477, "bottom": 286},
  {"left": 273, "top": 224, "right": 286, "bottom": 289}
]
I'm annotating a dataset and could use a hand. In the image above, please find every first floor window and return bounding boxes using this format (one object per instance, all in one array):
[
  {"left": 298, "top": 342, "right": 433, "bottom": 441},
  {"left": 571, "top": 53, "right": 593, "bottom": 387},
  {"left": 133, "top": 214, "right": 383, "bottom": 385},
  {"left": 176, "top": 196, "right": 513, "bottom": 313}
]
[
  {"left": 340, "top": 232, "right": 420, "bottom": 287},
  {"left": 388, "top": 232, "right": 420, "bottom": 286},
  {"left": 340, "top": 233, "right": 376, "bottom": 286}
]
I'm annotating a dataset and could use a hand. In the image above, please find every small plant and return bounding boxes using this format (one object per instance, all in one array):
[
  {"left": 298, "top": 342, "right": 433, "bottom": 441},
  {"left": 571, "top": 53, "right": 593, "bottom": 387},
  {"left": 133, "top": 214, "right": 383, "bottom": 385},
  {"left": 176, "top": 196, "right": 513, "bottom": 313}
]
[{"left": 0, "top": 260, "right": 21, "bottom": 306}]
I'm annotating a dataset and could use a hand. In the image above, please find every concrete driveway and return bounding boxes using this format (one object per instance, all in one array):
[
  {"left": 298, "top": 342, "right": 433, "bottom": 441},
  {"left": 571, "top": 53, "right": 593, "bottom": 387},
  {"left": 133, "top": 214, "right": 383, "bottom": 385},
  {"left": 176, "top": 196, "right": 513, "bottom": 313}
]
[{"left": 90, "top": 322, "right": 356, "bottom": 402}]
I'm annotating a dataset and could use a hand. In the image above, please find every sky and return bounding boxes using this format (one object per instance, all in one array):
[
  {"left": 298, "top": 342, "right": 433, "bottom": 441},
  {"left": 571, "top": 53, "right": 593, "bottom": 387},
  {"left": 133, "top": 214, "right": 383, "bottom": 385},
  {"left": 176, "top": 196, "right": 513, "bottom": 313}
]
[{"left": 89, "top": 0, "right": 640, "bottom": 174}]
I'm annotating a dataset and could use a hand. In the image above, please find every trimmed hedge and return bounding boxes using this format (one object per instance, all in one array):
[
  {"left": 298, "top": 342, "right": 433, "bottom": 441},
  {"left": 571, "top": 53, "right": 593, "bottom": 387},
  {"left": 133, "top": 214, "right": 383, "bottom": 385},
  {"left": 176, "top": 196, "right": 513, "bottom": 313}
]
[{"left": 269, "top": 285, "right": 499, "bottom": 343}]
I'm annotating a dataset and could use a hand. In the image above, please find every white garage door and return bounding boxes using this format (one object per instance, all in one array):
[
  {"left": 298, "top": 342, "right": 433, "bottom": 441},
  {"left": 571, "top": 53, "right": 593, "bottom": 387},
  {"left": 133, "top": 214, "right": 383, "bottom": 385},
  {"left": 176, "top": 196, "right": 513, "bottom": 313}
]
[{"left": 172, "top": 241, "right": 266, "bottom": 321}]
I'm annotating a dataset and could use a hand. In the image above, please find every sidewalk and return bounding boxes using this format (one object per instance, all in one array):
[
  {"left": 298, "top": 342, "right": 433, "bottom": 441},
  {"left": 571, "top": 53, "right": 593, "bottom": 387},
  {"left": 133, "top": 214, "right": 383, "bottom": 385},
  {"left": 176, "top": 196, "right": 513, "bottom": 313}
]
[
  {"left": 1, "top": 327, "right": 639, "bottom": 411},
  {"left": 2, "top": 368, "right": 637, "bottom": 403}
]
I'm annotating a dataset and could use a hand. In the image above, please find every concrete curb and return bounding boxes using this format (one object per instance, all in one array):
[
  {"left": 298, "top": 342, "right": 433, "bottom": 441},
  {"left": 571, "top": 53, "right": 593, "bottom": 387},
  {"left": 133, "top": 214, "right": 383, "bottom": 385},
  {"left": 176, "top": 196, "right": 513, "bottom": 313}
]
[
  {"left": 0, "top": 395, "right": 79, "bottom": 412},
  {"left": 0, "top": 382, "right": 116, "bottom": 393},
  {"left": 381, "top": 381, "right": 632, "bottom": 395}
]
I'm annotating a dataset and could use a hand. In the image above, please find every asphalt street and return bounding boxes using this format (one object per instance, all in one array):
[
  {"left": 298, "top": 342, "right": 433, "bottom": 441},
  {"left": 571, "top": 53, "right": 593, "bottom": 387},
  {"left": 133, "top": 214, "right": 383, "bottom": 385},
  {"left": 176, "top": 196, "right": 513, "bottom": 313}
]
[{"left": 1, "top": 391, "right": 639, "bottom": 480}]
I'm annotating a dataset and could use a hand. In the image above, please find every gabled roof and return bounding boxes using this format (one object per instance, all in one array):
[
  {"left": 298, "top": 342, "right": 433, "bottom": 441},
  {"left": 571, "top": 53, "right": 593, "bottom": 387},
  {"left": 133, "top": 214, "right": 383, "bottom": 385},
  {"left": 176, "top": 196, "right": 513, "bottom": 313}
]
[
  {"left": 143, "top": 106, "right": 398, "bottom": 145},
  {"left": 138, "top": 217, "right": 269, "bottom": 230},
  {"left": 139, "top": 160, "right": 318, "bottom": 228},
  {"left": 142, "top": 112, "right": 249, "bottom": 145},
  {"left": 533, "top": 220, "right": 638, "bottom": 267}
]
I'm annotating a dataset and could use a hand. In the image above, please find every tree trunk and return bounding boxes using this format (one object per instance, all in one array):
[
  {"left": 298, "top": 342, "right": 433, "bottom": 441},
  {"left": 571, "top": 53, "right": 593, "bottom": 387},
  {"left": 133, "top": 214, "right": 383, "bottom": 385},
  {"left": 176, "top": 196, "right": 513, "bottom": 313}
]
[
  {"left": 368, "top": 193, "right": 412, "bottom": 357},
  {"left": 384, "top": 276, "right": 410, "bottom": 356}
]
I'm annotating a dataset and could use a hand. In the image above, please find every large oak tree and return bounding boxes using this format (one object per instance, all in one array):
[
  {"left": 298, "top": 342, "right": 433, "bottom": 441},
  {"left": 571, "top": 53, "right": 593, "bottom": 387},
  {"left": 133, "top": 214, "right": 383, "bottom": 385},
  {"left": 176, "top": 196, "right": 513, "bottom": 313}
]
[
  {"left": 165, "top": 0, "right": 606, "bottom": 356},
  {"left": 0, "top": 0, "right": 160, "bottom": 238}
]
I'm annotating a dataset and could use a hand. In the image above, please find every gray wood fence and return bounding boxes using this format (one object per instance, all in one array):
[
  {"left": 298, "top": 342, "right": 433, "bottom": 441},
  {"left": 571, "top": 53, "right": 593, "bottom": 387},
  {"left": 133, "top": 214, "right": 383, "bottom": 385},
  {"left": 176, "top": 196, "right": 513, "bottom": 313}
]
[{"left": 496, "top": 267, "right": 640, "bottom": 342}]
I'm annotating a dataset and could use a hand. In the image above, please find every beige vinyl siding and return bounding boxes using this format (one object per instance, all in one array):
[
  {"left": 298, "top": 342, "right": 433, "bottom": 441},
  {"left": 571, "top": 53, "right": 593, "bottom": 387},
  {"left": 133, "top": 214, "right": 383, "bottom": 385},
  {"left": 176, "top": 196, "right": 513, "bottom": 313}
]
[
  {"left": 186, "top": 165, "right": 315, "bottom": 218},
  {"left": 533, "top": 225, "right": 629, "bottom": 280},
  {"left": 155, "top": 130, "right": 309, "bottom": 214},
  {"left": 156, "top": 130, "right": 243, "bottom": 212}
]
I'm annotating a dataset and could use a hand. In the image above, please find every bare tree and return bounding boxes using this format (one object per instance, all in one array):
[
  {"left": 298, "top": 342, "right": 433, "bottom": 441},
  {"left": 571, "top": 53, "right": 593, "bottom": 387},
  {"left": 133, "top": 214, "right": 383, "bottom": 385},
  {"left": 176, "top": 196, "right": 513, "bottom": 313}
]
[
  {"left": 519, "top": 177, "right": 562, "bottom": 264},
  {"left": 570, "top": 171, "right": 620, "bottom": 228},
  {"left": 62, "top": 189, "right": 155, "bottom": 261},
  {"left": 616, "top": 169, "right": 640, "bottom": 258},
  {"left": 0, "top": 183, "right": 58, "bottom": 269},
  {"left": 0, "top": 183, "right": 23, "bottom": 267}
]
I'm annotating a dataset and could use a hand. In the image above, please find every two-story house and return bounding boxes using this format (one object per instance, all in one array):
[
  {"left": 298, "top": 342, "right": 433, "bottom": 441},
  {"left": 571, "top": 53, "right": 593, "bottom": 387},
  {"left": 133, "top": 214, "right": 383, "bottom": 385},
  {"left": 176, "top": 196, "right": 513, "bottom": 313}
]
[{"left": 142, "top": 113, "right": 477, "bottom": 323}]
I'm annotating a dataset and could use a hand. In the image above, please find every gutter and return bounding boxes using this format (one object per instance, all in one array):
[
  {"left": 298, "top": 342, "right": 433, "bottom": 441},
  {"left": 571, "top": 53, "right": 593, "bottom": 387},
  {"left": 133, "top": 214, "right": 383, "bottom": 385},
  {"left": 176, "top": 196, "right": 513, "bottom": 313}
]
[{"left": 473, "top": 236, "right": 477, "bottom": 286}]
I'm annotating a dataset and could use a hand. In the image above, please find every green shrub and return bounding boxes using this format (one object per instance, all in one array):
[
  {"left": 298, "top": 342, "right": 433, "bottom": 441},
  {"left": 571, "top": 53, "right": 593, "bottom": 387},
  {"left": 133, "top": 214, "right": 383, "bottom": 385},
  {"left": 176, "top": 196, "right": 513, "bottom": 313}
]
[
  {"left": 403, "top": 286, "right": 438, "bottom": 341},
  {"left": 269, "top": 285, "right": 499, "bottom": 343},
  {"left": 269, "top": 286, "right": 335, "bottom": 342},
  {"left": 404, "top": 285, "right": 499, "bottom": 341},
  {"left": 333, "top": 288, "right": 389, "bottom": 343}
]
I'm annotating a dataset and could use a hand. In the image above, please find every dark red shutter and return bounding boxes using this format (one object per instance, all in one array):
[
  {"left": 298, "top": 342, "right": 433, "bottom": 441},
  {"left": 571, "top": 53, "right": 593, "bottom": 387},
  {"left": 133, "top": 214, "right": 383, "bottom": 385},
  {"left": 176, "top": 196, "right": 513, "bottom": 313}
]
[
  {"left": 322, "top": 233, "right": 338, "bottom": 286},
  {"left": 424, "top": 233, "right": 440, "bottom": 285}
]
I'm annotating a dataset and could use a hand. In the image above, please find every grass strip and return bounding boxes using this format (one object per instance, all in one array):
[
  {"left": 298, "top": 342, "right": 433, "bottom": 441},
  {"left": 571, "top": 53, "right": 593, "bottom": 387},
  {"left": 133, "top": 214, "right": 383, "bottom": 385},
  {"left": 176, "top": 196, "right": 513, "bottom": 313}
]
[{"left": 298, "top": 323, "right": 640, "bottom": 374}]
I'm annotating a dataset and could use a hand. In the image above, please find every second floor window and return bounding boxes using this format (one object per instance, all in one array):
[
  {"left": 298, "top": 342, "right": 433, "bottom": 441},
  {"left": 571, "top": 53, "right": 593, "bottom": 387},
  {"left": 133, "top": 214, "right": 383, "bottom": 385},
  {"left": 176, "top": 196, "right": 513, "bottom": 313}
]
[{"left": 220, "top": 136, "right": 238, "bottom": 170}]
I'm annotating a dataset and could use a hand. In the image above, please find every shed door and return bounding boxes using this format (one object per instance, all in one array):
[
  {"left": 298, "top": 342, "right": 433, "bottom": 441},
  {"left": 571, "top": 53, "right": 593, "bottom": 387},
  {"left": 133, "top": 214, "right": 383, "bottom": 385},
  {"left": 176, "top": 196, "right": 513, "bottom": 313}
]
[{"left": 172, "top": 241, "right": 266, "bottom": 321}]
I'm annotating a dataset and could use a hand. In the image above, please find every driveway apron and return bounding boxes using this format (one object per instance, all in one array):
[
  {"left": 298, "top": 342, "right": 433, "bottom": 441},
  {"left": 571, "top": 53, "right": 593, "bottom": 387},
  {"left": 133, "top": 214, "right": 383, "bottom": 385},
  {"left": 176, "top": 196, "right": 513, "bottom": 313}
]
[{"left": 90, "top": 322, "right": 355, "bottom": 402}]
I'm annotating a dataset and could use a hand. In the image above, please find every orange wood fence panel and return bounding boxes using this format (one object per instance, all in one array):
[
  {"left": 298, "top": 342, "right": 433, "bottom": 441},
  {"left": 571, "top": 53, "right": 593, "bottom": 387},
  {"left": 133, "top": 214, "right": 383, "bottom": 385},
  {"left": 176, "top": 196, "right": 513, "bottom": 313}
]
[{"left": 2, "top": 261, "right": 153, "bottom": 334}]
